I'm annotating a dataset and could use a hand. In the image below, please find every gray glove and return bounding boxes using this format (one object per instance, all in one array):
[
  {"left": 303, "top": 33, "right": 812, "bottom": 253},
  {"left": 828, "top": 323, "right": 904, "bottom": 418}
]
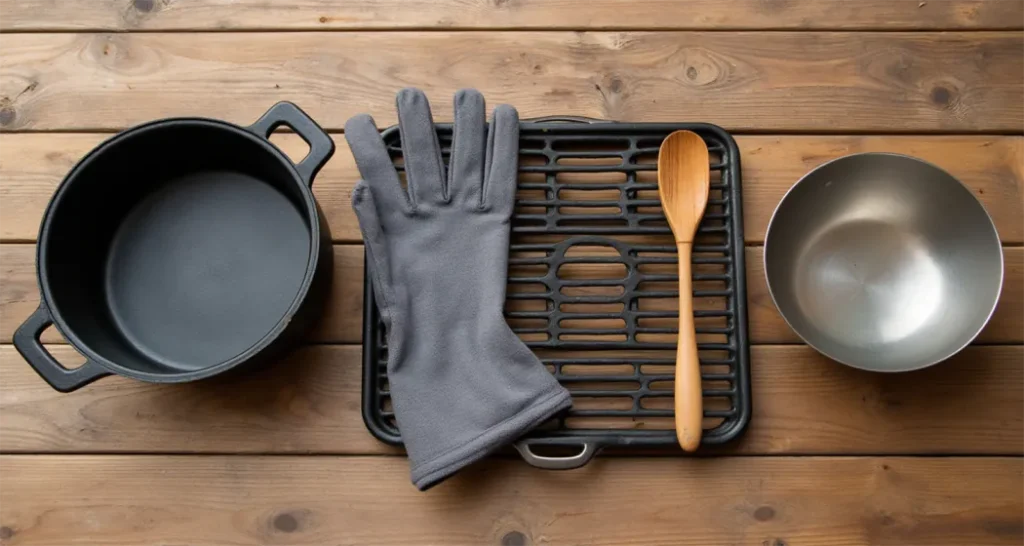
[{"left": 346, "top": 88, "right": 572, "bottom": 490}]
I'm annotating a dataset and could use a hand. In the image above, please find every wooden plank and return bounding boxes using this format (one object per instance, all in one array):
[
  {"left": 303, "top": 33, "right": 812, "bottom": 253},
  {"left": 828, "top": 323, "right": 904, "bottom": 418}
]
[
  {"left": 0, "top": 244, "right": 365, "bottom": 345},
  {"left": 0, "top": 345, "right": 396, "bottom": 455},
  {"left": 3, "top": 244, "right": 1021, "bottom": 345},
  {"left": 0, "top": 245, "right": 44, "bottom": 343},
  {"left": 1, "top": 344, "right": 1019, "bottom": 455},
  {"left": 2, "top": 134, "right": 1020, "bottom": 244},
  {"left": 1, "top": 455, "right": 1021, "bottom": 546},
  {"left": 1, "top": 32, "right": 1021, "bottom": 132},
  {"left": 743, "top": 346, "right": 1024, "bottom": 456},
  {"left": 2, "top": 0, "right": 1022, "bottom": 31}
]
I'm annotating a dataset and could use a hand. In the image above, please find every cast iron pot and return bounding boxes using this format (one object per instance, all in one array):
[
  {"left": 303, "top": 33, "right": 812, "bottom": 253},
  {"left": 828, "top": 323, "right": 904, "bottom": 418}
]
[{"left": 14, "top": 102, "right": 335, "bottom": 392}]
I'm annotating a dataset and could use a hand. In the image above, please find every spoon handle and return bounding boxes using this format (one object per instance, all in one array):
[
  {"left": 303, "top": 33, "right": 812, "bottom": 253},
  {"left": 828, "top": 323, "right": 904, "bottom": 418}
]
[{"left": 675, "top": 241, "right": 703, "bottom": 452}]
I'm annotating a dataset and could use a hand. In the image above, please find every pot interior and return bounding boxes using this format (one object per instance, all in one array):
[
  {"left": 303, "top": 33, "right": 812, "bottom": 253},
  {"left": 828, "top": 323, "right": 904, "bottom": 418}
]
[{"left": 41, "top": 122, "right": 315, "bottom": 376}]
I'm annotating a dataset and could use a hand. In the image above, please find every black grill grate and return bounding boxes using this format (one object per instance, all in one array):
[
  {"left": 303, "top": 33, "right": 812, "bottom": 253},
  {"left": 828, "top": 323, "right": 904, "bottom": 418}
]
[{"left": 362, "top": 119, "right": 751, "bottom": 459}]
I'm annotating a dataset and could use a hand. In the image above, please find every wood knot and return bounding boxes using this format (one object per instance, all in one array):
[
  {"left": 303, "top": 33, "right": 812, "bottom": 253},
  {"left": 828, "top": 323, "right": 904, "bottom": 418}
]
[
  {"left": 133, "top": 0, "right": 155, "bottom": 12},
  {"left": 501, "top": 531, "right": 528, "bottom": 546},
  {"left": 885, "top": 56, "right": 915, "bottom": 84},
  {"left": 273, "top": 513, "right": 299, "bottom": 533},
  {"left": 0, "top": 526, "right": 14, "bottom": 540},
  {"left": 319, "top": 16, "right": 329, "bottom": 23},
  {"left": 0, "top": 107, "right": 15, "bottom": 127},
  {"left": 754, "top": 506, "right": 775, "bottom": 521},
  {"left": 88, "top": 35, "right": 155, "bottom": 75},
  {"left": 673, "top": 47, "right": 732, "bottom": 88},
  {"left": 930, "top": 86, "right": 952, "bottom": 107},
  {"left": 608, "top": 77, "right": 623, "bottom": 94}
]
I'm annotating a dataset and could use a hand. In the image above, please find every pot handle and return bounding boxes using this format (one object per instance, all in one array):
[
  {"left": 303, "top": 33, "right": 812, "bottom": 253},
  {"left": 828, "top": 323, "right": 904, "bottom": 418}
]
[
  {"left": 13, "top": 305, "right": 111, "bottom": 393},
  {"left": 248, "top": 102, "right": 336, "bottom": 186}
]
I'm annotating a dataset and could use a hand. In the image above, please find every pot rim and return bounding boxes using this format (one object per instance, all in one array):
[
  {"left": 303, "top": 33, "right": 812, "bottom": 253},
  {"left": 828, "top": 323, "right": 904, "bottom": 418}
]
[
  {"left": 35, "top": 116, "right": 324, "bottom": 383},
  {"left": 762, "top": 151, "right": 1004, "bottom": 373}
]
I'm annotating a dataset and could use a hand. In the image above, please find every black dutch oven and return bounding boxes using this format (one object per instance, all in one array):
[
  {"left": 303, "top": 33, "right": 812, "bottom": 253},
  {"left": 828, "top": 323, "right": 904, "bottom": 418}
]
[{"left": 14, "top": 102, "right": 335, "bottom": 392}]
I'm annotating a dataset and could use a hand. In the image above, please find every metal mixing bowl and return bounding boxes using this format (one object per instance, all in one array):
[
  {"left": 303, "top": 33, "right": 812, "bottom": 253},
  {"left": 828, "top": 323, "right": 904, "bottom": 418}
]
[{"left": 764, "top": 153, "right": 1003, "bottom": 372}]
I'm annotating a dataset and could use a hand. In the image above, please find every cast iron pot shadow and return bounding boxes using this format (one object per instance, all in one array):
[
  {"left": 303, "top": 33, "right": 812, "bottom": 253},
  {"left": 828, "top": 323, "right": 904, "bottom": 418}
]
[{"left": 15, "top": 102, "right": 335, "bottom": 392}]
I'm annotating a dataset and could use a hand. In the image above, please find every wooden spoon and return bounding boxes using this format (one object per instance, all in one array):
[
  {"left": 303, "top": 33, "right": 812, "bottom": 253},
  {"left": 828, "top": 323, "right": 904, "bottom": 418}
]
[{"left": 657, "top": 130, "right": 710, "bottom": 452}]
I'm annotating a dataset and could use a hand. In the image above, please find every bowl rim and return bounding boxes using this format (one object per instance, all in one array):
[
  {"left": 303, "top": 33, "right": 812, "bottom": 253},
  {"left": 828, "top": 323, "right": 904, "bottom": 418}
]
[{"left": 762, "top": 151, "right": 1005, "bottom": 373}]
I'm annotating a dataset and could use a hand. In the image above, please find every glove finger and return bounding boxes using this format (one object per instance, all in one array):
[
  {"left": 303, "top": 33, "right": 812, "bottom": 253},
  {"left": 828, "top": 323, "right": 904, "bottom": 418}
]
[
  {"left": 351, "top": 182, "right": 397, "bottom": 327},
  {"left": 345, "top": 114, "right": 412, "bottom": 215},
  {"left": 396, "top": 88, "right": 447, "bottom": 205},
  {"left": 482, "top": 104, "right": 520, "bottom": 215},
  {"left": 448, "top": 89, "right": 486, "bottom": 207}
]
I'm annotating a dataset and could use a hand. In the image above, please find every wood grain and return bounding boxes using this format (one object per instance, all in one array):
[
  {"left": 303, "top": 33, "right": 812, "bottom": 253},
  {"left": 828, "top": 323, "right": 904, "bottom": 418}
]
[
  {"left": 1, "top": 455, "right": 1021, "bottom": 546},
  {"left": 2, "top": 344, "right": 1019, "bottom": 455},
  {"left": 3, "top": 244, "right": 1021, "bottom": 345},
  {"left": 2, "top": 134, "right": 1020, "bottom": 244},
  {"left": 0, "top": 345, "right": 396, "bottom": 455},
  {"left": 2, "top": 0, "right": 1022, "bottom": 31},
  {"left": 743, "top": 346, "right": 1024, "bottom": 456},
  {"left": 1, "top": 32, "right": 1021, "bottom": 132}
]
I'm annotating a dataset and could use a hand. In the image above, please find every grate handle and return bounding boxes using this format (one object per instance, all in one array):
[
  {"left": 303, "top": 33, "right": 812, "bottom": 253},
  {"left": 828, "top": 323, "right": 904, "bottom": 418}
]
[{"left": 513, "top": 439, "right": 600, "bottom": 469}]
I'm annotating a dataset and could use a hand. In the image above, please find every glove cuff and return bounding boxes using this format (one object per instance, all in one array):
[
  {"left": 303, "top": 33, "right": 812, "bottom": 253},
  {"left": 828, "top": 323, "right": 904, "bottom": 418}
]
[{"left": 410, "top": 383, "right": 572, "bottom": 490}]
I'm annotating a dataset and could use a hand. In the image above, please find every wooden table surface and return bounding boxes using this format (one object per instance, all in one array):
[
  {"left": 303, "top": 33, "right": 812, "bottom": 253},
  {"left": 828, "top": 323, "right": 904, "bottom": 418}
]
[{"left": 1, "top": 1, "right": 1022, "bottom": 545}]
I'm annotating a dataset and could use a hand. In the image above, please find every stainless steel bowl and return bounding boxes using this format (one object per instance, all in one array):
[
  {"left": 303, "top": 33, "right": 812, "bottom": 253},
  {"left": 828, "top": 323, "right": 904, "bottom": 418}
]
[{"left": 764, "top": 153, "right": 1003, "bottom": 372}]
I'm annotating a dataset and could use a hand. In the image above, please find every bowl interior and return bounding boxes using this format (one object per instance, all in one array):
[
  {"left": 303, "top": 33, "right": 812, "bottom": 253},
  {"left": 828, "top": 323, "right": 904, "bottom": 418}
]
[{"left": 764, "top": 153, "right": 1003, "bottom": 371}]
